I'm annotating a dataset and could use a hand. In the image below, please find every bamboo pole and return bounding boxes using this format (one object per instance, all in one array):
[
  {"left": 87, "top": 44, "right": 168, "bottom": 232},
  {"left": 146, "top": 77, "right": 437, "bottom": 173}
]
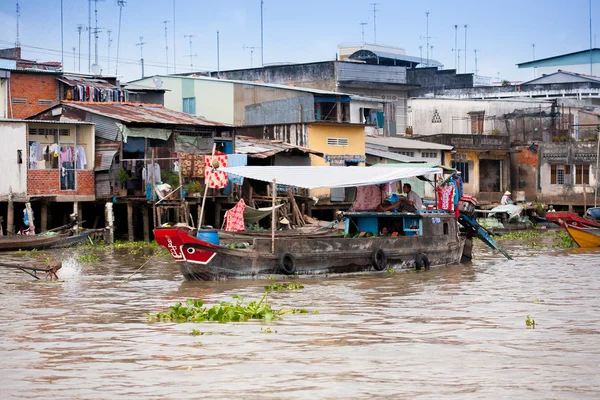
[
  {"left": 198, "top": 144, "right": 217, "bottom": 229},
  {"left": 271, "top": 179, "right": 276, "bottom": 254}
]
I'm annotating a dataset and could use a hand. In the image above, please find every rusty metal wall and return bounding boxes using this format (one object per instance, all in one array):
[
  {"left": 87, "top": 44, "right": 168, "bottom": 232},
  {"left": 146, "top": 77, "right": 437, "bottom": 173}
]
[{"left": 233, "top": 84, "right": 308, "bottom": 125}]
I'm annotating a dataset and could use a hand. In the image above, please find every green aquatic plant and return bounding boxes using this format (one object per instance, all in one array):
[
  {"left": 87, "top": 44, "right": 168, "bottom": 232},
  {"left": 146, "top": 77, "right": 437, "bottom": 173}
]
[
  {"left": 386, "top": 267, "right": 395, "bottom": 275},
  {"left": 264, "top": 282, "right": 304, "bottom": 291},
  {"left": 526, "top": 315, "right": 536, "bottom": 328},
  {"left": 497, "top": 231, "right": 553, "bottom": 241},
  {"left": 533, "top": 299, "right": 544, "bottom": 303},
  {"left": 555, "top": 230, "right": 576, "bottom": 249},
  {"left": 148, "top": 293, "right": 310, "bottom": 324},
  {"left": 75, "top": 252, "right": 99, "bottom": 263}
]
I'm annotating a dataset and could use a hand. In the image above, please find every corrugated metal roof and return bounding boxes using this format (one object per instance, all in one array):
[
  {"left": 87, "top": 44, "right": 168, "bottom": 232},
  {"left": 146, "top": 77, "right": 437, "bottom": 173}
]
[
  {"left": 0, "top": 118, "right": 93, "bottom": 125},
  {"left": 366, "top": 136, "right": 453, "bottom": 150},
  {"left": 95, "top": 149, "right": 118, "bottom": 171},
  {"left": 520, "top": 71, "right": 600, "bottom": 85},
  {"left": 365, "top": 148, "right": 413, "bottom": 162},
  {"left": 61, "top": 102, "right": 226, "bottom": 126},
  {"left": 517, "top": 48, "right": 600, "bottom": 68},
  {"left": 235, "top": 135, "right": 322, "bottom": 159}
]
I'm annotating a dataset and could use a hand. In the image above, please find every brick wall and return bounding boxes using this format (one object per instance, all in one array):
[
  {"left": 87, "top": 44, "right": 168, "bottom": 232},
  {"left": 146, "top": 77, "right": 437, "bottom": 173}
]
[
  {"left": 28, "top": 170, "right": 95, "bottom": 196},
  {"left": 10, "top": 72, "right": 58, "bottom": 119}
]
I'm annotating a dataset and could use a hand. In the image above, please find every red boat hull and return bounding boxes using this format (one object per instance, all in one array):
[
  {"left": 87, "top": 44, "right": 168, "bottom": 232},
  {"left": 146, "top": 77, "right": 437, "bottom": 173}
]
[{"left": 546, "top": 212, "right": 600, "bottom": 248}]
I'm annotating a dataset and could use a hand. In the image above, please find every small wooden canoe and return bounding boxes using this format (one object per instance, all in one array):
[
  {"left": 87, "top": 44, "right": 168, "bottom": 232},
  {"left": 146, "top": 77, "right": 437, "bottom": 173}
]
[{"left": 0, "top": 232, "right": 90, "bottom": 252}]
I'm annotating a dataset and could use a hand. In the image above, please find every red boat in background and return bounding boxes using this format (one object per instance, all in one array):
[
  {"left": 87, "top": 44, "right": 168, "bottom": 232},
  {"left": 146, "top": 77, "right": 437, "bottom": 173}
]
[{"left": 546, "top": 212, "right": 600, "bottom": 248}]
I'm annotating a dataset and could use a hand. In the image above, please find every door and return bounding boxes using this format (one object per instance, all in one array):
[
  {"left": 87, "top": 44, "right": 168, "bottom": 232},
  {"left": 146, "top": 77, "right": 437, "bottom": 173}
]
[{"left": 479, "top": 159, "right": 501, "bottom": 192}]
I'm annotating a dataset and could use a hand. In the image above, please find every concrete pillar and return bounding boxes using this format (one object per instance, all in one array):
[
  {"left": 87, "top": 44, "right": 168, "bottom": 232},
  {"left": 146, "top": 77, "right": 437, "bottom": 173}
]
[
  {"left": 7, "top": 191, "right": 14, "bottom": 235},
  {"left": 41, "top": 202, "right": 48, "bottom": 233},
  {"left": 143, "top": 206, "right": 150, "bottom": 243},
  {"left": 105, "top": 202, "right": 114, "bottom": 244},
  {"left": 127, "top": 202, "right": 134, "bottom": 242}
]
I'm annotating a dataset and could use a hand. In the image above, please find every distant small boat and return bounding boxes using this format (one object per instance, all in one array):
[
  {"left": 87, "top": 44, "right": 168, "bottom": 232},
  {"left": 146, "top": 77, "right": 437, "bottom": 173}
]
[
  {"left": 546, "top": 212, "right": 600, "bottom": 248},
  {"left": 0, "top": 232, "right": 90, "bottom": 252}
]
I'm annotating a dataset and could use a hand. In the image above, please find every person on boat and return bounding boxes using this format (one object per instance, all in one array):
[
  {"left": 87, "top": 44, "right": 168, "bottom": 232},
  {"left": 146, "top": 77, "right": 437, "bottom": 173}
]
[
  {"left": 547, "top": 205, "right": 556, "bottom": 213},
  {"left": 500, "top": 191, "right": 512, "bottom": 205},
  {"left": 377, "top": 184, "right": 423, "bottom": 212}
]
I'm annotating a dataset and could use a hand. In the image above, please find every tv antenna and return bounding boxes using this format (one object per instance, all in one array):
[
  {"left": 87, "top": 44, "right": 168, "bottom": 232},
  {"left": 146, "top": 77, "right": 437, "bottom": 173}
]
[
  {"left": 76, "top": 24, "right": 85, "bottom": 72},
  {"left": 360, "top": 22, "right": 368, "bottom": 43},
  {"left": 107, "top": 29, "right": 113, "bottom": 74},
  {"left": 72, "top": 47, "right": 76, "bottom": 71},
  {"left": 136, "top": 36, "right": 147, "bottom": 78},
  {"left": 15, "top": 1, "right": 21, "bottom": 47},
  {"left": 370, "top": 3, "right": 379, "bottom": 43},
  {"left": 464, "top": 24, "right": 468, "bottom": 73},
  {"left": 115, "top": 0, "right": 127, "bottom": 76},
  {"left": 419, "top": 45, "right": 423, "bottom": 65},
  {"left": 452, "top": 48, "right": 462, "bottom": 73},
  {"left": 473, "top": 49, "right": 480, "bottom": 76},
  {"left": 243, "top": 45, "right": 259, "bottom": 68},
  {"left": 162, "top": 21, "right": 170, "bottom": 73},
  {"left": 184, "top": 34, "right": 197, "bottom": 71},
  {"left": 91, "top": 0, "right": 105, "bottom": 69}
]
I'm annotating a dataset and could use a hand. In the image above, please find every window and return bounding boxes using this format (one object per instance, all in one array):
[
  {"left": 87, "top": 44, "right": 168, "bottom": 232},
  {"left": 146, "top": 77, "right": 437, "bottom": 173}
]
[
  {"left": 421, "top": 152, "right": 437, "bottom": 158},
  {"left": 327, "top": 138, "right": 349, "bottom": 146},
  {"left": 451, "top": 161, "right": 469, "bottom": 183},
  {"left": 393, "top": 150, "right": 414, "bottom": 157},
  {"left": 551, "top": 164, "right": 571, "bottom": 185},
  {"left": 183, "top": 97, "right": 196, "bottom": 114},
  {"left": 575, "top": 165, "right": 590, "bottom": 185},
  {"left": 469, "top": 111, "right": 485, "bottom": 134}
]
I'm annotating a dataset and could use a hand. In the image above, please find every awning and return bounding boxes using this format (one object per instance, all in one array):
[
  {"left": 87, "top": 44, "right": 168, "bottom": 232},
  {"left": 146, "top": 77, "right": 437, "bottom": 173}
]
[
  {"left": 218, "top": 166, "right": 442, "bottom": 189},
  {"left": 117, "top": 123, "right": 172, "bottom": 143},
  {"left": 373, "top": 162, "right": 456, "bottom": 173}
]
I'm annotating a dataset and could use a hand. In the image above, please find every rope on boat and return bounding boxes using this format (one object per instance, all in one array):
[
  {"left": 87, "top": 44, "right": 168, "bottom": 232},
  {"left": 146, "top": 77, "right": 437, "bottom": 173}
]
[{"left": 117, "top": 255, "right": 156, "bottom": 287}]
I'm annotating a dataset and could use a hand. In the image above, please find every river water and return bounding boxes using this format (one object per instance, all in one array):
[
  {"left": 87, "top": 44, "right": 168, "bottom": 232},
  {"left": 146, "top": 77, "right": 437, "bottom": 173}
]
[{"left": 1, "top": 240, "right": 599, "bottom": 399}]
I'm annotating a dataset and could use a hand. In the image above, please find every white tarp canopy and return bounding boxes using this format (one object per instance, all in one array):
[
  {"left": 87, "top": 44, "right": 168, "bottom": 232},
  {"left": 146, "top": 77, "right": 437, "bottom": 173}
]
[{"left": 219, "top": 166, "right": 442, "bottom": 189}]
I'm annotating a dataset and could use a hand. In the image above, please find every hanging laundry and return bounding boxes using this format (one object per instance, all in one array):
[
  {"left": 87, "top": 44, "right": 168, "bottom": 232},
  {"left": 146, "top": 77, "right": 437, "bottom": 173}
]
[
  {"left": 224, "top": 199, "right": 247, "bottom": 232},
  {"left": 205, "top": 154, "right": 228, "bottom": 189},
  {"left": 75, "top": 145, "right": 87, "bottom": 169},
  {"left": 437, "top": 185, "right": 455, "bottom": 211},
  {"left": 351, "top": 185, "right": 386, "bottom": 211}
]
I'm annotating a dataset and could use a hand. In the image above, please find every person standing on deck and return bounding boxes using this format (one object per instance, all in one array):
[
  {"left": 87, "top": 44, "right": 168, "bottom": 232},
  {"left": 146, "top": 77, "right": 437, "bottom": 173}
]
[{"left": 500, "top": 191, "right": 512, "bottom": 205}]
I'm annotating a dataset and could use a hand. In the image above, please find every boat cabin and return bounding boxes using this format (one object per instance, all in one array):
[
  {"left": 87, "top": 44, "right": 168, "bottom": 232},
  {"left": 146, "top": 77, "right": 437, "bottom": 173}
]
[{"left": 343, "top": 211, "right": 454, "bottom": 238}]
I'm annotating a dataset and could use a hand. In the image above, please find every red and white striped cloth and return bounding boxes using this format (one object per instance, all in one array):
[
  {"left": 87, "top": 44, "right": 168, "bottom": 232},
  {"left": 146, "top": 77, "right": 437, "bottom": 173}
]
[{"left": 224, "top": 199, "right": 246, "bottom": 232}]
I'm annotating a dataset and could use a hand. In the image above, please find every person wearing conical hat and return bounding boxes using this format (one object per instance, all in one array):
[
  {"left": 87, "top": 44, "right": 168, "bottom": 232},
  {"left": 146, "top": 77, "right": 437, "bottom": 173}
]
[{"left": 500, "top": 191, "right": 512, "bottom": 205}]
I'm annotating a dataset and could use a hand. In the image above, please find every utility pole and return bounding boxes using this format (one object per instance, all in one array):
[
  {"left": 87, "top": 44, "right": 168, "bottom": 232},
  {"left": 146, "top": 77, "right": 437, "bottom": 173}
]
[
  {"left": 136, "top": 36, "right": 147, "bottom": 78},
  {"left": 173, "top": 0, "right": 176, "bottom": 73},
  {"left": 360, "top": 22, "right": 368, "bottom": 43},
  {"left": 116, "top": 0, "right": 126, "bottom": 76},
  {"left": 371, "top": 3, "right": 379, "bottom": 43},
  {"left": 76, "top": 25, "right": 84, "bottom": 72},
  {"left": 464, "top": 24, "right": 468, "bottom": 73},
  {"left": 184, "top": 34, "right": 197, "bottom": 70},
  {"left": 473, "top": 49, "right": 479, "bottom": 76},
  {"left": 426, "top": 12, "right": 430, "bottom": 66},
  {"left": 107, "top": 29, "right": 112, "bottom": 74},
  {"left": 532, "top": 43, "right": 536, "bottom": 78},
  {"left": 261, "top": 0, "right": 264, "bottom": 66},
  {"left": 162, "top": 20, "right": 170, "bottom": 73},
  {"left": 454, "top": 25, "right": 458, "bottom": 71}
]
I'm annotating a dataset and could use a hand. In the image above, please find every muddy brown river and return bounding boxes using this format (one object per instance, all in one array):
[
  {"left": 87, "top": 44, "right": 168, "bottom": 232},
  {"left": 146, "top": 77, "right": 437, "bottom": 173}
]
[{"left": 1, "top": 240, "right": 599, "bottom": 399}]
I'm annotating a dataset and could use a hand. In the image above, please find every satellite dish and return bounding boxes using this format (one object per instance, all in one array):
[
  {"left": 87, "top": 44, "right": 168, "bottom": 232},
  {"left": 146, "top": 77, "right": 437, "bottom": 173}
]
[
  {"left": 91, "top": 63, "right": 102, "bottom": 76},
  {"left": 152, "top": 76, "right": 163, "bottom": 88}
]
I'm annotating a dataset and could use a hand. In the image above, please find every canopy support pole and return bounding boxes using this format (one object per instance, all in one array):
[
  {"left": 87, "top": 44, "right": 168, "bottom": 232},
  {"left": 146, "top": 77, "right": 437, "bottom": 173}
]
[
  {"left": 271, "top": 179, "right": 276, "bottom": 254},
  {"left": 199, "top": 144, "right": 217, "bottom": 229}
]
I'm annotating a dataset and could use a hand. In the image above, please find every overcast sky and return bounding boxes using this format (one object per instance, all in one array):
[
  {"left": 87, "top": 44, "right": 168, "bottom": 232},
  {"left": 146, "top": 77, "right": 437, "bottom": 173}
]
[{"left": 0, "top": 0, "right": 597, "bottom": 83}]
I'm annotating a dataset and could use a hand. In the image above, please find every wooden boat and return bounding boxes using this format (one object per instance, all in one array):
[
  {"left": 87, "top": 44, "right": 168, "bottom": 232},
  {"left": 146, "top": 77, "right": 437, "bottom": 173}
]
[
  {"left": 155, "top": 165, "right": 511, "bottom": 281},
  {"left": 0, "top": 232, "right": 90, "bottom": 252},
  {"left": 546, "top": 212, "right": 600, "bottom": 248}
]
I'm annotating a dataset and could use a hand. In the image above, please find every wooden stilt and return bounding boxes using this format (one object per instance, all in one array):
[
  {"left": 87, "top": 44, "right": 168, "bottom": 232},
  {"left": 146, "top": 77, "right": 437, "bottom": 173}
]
[
  {"left": 105, "top": 202, "right": 114, "bottom": 244},
  {"left": 41, "top": 202, "right": 48, "bottom": 233},
  {"left": 127, "top": 202, "right": 134, "bottom": 242},
  {"left": 143, "top": 206, "right": 150, "bottom": 242},
  {"left": 271, "top": 179, "right": 276, "bottom": 254},
  {"left": 214, "top": 202, "right": 221, "bottom": 230}
]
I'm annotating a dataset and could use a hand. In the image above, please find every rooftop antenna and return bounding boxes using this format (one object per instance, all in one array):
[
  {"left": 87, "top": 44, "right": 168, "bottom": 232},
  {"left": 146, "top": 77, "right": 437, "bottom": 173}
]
[
  {"left": 88, "top": 0, "right": 91, "bottom": 72},
  {"left": 115, "top": 0, "right": 126, "bottom": 76},
  {"left": 464, "top": 24, "right": 468, "bottom": 73},
  {"left": 107, "top": 29, "right": 112, "bottom": 74},
  {"left": 473, "top": 49, "right": 480, "bottom": 76},
  {"left": 454, "top": 25, "right": 458, "bottom": 71},
  {"left": 162, "top": 20, "right": 170, "bottom": 73},
  {"left": 243, "top": 45, "right": 259, "bottom": 68},
  {"left": 61, "top": 0, "right": 64, "bottom": 69},
  {"left": 426, "top": 12, "right": 430, "bottom": 66},
  {"left": 76, "top": 25, "right": 84, "bottom": 72},
  {"left": 216, "top": 30, "right": 220, "bottom": 78},
  {"left": 589, "top": 0, "right": 593, "bottom": 75},
  {"left": 136, "top": 36, "right": 147, "bottom": 78},
  {"left": 452, "top": 48, "right": 462, "bottom": 73},
  {"left": 172, "top": 0, "right": 176, "bottom": 73},
  {"left": 72, "top": 47, "right": 76, "bottom": 71},
  {"left": 419, "top": 45, "right": 423, "bottom": 65},
  {"left": 360, "top": 22, "right": 368, "bottom": 43},
  {"left": 532, "top": 43, "right": 536, "bottom": 78},
  {"left": 371, "top": 3, "right": 379, "bottom": 43},
  {"left": 91, "top": 0, "right": 105, "bottom": 71},
  {"left": 184, "top": 34, "right": 197, "bottom": 71},
  {"left": 261, "top": 0, "right": 264, "bottom": 66},
  {"left": 430, "top": 45, "right": 434, "bottom": 62},
  {"left": 15, "top": 1, "right": 21, "bottom": 47}
]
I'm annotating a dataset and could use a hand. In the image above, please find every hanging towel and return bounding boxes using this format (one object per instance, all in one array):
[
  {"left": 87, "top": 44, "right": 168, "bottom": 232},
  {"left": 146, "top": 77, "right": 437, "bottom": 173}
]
[
  {"left": 226, "top": 154, "right": 248, "bottom": 185},
  {"left": 224, "top": 199, "right": 247, "bottom": 232},
  {"left": 205, "top": 154, "right": 228, "bottom": 189},
  {"left": 437, "top": 185, "right": 455, "bottom": 211},
  {"left": 351, "top": 185, "right": 385, "bottom": 211}
]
